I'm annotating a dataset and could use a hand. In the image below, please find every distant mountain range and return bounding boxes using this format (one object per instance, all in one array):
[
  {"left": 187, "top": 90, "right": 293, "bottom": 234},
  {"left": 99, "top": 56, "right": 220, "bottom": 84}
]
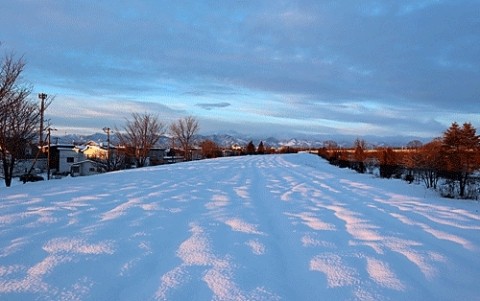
[{"left": 53, "top": 132, "right": 430, "bottom": 149}]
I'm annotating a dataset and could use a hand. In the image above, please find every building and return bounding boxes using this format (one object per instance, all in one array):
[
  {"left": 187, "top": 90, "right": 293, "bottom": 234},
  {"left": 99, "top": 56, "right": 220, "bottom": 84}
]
[
  {"left": 71, "top": 160, "right": 106, "bottom": 177},
  {"left": 48, "top": 144, "right": 85, "bottom": 175},
  {"left": 78, "top": 141, "right": 110, "bottom": 160},
  {"left": 148, "top": 147, "right": 168, "bottom": 165}
]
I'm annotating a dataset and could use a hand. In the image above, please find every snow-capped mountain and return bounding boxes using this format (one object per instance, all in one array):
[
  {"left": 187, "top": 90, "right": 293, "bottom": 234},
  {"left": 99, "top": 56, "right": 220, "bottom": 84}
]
[
  {"left": 53, "top": 132, "right": 325, "bottom": 148},
  {"left": 53, "top": 132, "right": 427, "bottom": 148}
]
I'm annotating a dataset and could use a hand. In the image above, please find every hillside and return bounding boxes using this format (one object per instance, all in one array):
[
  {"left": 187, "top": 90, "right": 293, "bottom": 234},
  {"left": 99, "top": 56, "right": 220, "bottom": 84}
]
[{"left": 0, "top": 154, "right": 479, "bottom": 300}]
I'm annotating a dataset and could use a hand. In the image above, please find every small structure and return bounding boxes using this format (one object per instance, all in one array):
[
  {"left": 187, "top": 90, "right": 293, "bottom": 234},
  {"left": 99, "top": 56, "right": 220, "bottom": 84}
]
[
  {"left": 70, "top": 160, "right": 106, "bottom": 177},
  {"left": 190, "top": 146, "right": 203, "bottom": 161},
  {"left": 148, "top": 147, "right": 167, "bottom": 165}
]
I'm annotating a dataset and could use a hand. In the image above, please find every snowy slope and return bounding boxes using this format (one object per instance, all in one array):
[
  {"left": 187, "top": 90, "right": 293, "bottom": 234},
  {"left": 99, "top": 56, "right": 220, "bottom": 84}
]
[{"left": 0, "top": 154, "right": 479, "bottom": 301}]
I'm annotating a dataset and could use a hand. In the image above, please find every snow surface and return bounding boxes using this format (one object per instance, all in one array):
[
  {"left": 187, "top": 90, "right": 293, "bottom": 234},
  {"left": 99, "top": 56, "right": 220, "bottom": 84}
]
[{"left": 0, "top": 153, "right": 479, "bottom": 301}]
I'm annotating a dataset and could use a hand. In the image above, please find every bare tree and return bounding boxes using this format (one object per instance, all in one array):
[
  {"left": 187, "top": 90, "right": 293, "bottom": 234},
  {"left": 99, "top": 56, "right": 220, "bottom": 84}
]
[
  {"left": 115, "top": 113, "right": 166, "bottom": 168},
  {"left": 0, "top": 51, "right": 40, "bottom": 187},
  {"left": 353, "top": 138, "right": 367, "bottom": 173},
  {"left": 402, "top": 140, "right": 422, "bottom": 183},
  {"left": 377, "top": 147, "right": 399, "bottom": 179},
  {"left": 417, "top": 138, "right": 443, "bottom": 189},
  {"left": 170, "top": 116, "right": 200, "bottom": 161}
]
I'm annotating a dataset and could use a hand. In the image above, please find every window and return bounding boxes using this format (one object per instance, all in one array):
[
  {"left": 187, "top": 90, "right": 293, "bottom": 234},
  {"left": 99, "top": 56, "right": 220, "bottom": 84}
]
[{"left": 66, "top": 157, "right": 74, "bottom": 163}]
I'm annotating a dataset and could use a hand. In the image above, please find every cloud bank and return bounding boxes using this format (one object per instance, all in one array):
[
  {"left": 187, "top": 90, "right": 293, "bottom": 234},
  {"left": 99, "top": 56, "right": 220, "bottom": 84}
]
[{"left": 1, "top": 0, "right": 478, "bottom": 138}]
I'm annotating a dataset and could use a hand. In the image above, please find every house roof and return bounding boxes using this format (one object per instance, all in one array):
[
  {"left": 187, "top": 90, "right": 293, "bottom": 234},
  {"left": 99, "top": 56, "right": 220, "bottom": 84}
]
[{"left": 72, "top": 159, "right": 106, "bottom": 167}]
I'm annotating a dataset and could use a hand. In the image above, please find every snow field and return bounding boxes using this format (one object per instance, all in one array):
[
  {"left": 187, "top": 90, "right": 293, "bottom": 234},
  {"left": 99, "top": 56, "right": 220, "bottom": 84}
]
[{"left": 0, "top": 153, "right": 479, "bottom": 300}]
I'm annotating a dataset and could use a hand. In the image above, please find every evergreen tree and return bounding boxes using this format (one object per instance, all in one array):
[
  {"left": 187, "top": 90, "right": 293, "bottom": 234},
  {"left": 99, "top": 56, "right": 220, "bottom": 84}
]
[
  {"left": 246, "top": 141, "right": 255, "bottom": 155},
  {"left": 442, "top": 122, "right": 480, "bottom": 198},
  {"left": 257, "top": 141, "right": 265, "bottom": 154}
]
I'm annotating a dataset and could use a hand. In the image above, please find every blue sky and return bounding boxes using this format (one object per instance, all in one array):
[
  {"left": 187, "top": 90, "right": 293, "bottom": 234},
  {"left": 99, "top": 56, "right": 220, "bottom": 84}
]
[{"left": 1, "top": 0, "right": 479, "bottom": 139}]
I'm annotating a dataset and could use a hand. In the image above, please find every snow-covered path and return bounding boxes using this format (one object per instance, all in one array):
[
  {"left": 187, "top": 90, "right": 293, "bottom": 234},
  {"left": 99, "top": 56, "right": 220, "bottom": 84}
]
[{"left": 0, "top": 154, "right": 479, "bottom": 300}]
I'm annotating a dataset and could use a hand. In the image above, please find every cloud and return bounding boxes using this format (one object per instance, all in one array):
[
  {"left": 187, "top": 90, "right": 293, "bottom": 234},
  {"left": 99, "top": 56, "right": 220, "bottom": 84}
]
[
  {"left": 1, "top": 0, "right": 478, "bottom": 138},
  {"left": 195, "top": 102, "right": 231, "bottom": 110},
  {"left": 47, "top": 96, "right": 185, "bottom": 134}
]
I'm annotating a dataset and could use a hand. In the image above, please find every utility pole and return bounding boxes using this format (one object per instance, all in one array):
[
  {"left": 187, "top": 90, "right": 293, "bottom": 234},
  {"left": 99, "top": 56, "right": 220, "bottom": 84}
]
[
  {"left": 46, "top": 127, "right": 56, "bottom": 180},
  {"left": 38, "top": 93, "right": 47, "bottom": 147},
  {"left": 171, "top": 136, "right": 176, "bottom": 163},
  {"left": 47, "top": 127, "right": 51, "bottom": 180},
  {"left": 103, "top": 127, "right": 111, "bottom": 171}
]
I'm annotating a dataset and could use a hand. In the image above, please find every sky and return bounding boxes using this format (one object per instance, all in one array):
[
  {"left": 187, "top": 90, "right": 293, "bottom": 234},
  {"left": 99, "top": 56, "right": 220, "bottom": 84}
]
[{"left": 1, "top": 0, "right": 479, "bottom": 139}]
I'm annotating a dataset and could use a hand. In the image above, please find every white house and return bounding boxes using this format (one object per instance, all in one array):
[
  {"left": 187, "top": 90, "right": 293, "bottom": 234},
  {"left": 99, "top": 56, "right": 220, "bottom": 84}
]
[
  {"left": 49, "top": 144, "right": 85, "bottom": 175},
  {"left": 71, "top": 160, "right": 105, "bottom": 177}
]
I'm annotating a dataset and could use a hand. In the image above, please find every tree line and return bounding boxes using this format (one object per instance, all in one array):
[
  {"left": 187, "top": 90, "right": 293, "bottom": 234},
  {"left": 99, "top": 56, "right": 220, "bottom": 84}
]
[
  {"left": 0, "top": 45, "right": 202, "bottom": 187},
  {"left": 114, "top": 113, "right": 200, "bottom": 169},
  {"left": 318, "top": 122, "right": 480, "bottom": 199}
]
